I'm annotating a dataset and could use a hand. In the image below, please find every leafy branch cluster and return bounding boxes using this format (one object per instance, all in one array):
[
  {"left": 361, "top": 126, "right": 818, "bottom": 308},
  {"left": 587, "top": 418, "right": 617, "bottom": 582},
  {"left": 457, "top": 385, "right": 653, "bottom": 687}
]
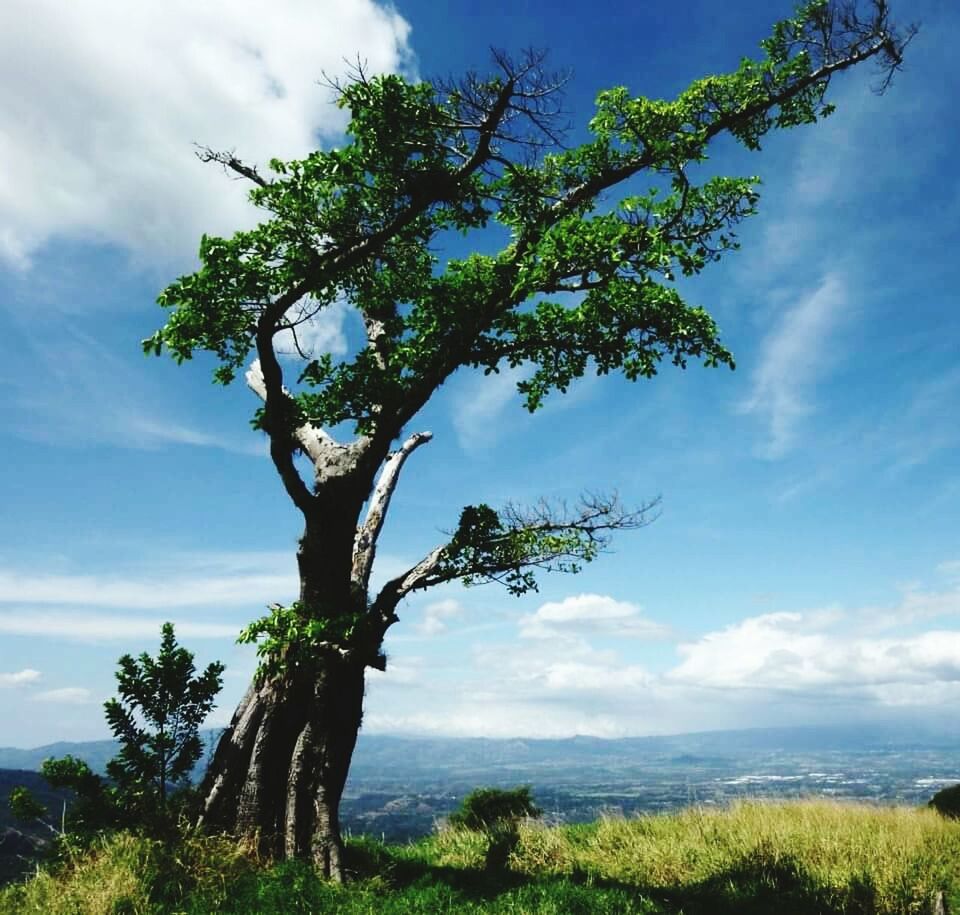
[
  {"left": 431, "top": 494, "right": 660, "bottom": 596},
  {"left": 237, "top": 601, "right": 369, "bottom": 681}
]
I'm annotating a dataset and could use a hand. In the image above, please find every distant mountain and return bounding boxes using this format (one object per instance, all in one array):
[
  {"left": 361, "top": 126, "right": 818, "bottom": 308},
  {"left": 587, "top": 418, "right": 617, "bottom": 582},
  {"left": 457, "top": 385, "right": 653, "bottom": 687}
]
[
  {"left": 0, "top": 739, "right": 121, "bottom": 775},
  {"left": 2, "top": 723, "right": 958, "bottom": 846},
  {"left": 1, "top": 722, "right": 956, "bottom": 776}
]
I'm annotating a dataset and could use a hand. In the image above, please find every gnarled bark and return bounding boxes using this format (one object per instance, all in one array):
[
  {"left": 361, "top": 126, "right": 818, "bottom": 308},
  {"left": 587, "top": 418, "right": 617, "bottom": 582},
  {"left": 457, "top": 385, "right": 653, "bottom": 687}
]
[{"left": 199, "top": 652, "right": 366, "bottom": 879}]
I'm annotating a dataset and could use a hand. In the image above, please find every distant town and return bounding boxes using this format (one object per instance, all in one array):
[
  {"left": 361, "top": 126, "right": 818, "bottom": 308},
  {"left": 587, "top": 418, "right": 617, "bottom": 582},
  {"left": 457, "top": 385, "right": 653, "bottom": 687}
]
[{"left": 3, "top": 725, "right": 958, "bottom": 849}]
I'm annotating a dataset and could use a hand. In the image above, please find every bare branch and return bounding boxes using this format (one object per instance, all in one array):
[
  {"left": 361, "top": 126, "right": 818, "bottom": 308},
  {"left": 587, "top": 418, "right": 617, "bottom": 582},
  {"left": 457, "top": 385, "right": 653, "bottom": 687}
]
[
  {"left": 434, "top": 48, "right": 572, "bottom": 162},
  {"left": 195, "top": 145, "right": 271, "bottom": 188},
  {"left": 352, "top": 430, "right": 433, "bottom": 592},
  {"left": 369, "top": 544, "right": 446, "bottom": 631}
]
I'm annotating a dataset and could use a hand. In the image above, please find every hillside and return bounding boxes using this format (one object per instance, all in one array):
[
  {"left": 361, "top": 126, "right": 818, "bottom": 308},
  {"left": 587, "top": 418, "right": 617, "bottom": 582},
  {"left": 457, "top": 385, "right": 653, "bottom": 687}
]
[{"left": 1, "top": 800, "right": 957, "bottom": 914}]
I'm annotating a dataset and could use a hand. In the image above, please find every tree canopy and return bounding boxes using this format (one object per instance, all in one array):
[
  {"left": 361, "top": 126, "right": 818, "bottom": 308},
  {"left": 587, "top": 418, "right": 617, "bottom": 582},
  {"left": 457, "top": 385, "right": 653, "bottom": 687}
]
[{"left": 146, "top": 4, "right": 912, "bottom": 599}]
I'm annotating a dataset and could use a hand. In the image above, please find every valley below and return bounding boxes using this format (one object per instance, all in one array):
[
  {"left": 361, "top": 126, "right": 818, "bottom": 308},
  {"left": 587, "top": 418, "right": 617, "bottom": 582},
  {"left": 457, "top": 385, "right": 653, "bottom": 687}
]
[{"left": 2, "top": 725, "right": 958, "bottom": 849}]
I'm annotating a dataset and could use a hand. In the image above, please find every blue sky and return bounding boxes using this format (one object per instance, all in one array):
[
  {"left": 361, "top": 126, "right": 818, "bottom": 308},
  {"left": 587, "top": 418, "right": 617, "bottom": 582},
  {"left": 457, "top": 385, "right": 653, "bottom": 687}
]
[{"left": 1, "top": 0, "right": 958, "bottom": 747}]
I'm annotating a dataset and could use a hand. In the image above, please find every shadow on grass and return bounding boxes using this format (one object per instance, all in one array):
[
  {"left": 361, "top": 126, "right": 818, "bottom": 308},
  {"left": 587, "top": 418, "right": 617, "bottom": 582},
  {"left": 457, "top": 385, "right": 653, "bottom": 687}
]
[{"left": 343, "top": 839, "right": 897, "bottom": 915}]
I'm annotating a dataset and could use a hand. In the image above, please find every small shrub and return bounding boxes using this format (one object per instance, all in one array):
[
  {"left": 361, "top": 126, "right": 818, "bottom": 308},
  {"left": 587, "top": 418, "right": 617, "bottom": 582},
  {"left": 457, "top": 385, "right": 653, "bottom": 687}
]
[
  {"left": 449, "top": 786, "right": 541, "bottom": 832},
  {"left": 448, "top": 786, "right": 541, "bottom": 872},
  {"left": 929, "top": 784, "right": 960, "bottom": 819}
]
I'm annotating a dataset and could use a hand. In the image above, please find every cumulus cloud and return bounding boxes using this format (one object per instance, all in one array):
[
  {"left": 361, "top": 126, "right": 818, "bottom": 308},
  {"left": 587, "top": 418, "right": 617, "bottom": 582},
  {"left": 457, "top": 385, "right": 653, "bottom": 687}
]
[
  {"left": 0, "top": 0, "right": 413, "bottom": 269},
  {"left": 365, "top": 567, "right": 960, "bottom": 738},
  {"left": 519, "top": 593, "right": 667, "bottom": 642},
  {"left": 0, "top": 668, "right": 41, "bottom": 687},
  {"left": 738, "top": 273, "right": 849, "bottom": 459},
  {"left": 669, "top": 611, "right": 960, "bottom": 699}
]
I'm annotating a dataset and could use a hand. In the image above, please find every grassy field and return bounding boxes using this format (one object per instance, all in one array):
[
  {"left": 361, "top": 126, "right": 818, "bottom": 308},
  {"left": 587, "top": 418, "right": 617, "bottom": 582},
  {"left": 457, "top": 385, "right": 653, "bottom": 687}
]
[{"left": 2, "top": 800, "right": 958, "bottom": 914}]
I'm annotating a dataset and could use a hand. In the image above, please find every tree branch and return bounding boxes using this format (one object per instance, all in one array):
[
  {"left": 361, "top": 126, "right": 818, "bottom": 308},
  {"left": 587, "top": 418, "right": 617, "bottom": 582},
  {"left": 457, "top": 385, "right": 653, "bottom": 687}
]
[
  {"left": 525, "top": 2, "right": 912, "bottom": 240},
  {"left": 254, "top": 323, "right": 315, "bottom": 513},
  {"left": 245, "top": 358, "right": 334, "bottom": 465},
  {"left": 352, "top": 430, "right": 433, "bottom": 592},
  {"left": 370, "top": 492, "right": 660, "bottom": 630},
  {"left": 195, "top": 146, "right": 271, "bottom": 188}
]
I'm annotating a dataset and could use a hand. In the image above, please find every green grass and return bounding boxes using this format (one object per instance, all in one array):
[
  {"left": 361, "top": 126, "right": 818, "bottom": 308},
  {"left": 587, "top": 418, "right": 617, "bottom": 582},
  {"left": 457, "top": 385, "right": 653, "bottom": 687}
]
[{"left": 2, "top": 800, "right": 958, "bottom": 914}]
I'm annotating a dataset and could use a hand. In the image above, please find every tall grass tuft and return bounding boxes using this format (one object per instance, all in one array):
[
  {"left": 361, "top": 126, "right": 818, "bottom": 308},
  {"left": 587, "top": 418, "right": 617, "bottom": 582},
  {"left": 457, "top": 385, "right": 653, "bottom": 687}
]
[{"left": 513, "top": 800, "right": 960, "bottom": 914}]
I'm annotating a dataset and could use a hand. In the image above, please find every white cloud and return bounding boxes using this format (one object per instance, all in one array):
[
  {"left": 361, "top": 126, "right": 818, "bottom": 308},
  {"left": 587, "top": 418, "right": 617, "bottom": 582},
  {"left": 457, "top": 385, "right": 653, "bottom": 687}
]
[
  {"left": 0, "top": 0, "right": 413, "bottom": 269},
  {"left": 367, "top": 658, "right": 423, "bottom": 688},
  {"left": 32, "top": 687, "right": 94, "bottom": 705},
  {"left": 530, "top": 660, "right": 653, "bottom": 692},
  {"left": 275, "top": 300, "right": 351, "bottom": 362},
  {"left": 413, "top": 599, "right": 464, "bottom": 636},
  {"left": 936, "top": 560, "right": 960, "bottom": 580},
  {"left": 365, "top": 564, "right": 960, "bottom": 738},
  {"left": 738, "top": 272, "right": 849, "bottom": 459},
  {"left": 669, "top": 611, "right": 960, "bottom": 698},
  {"left": 0, "top": 668, "right": 41, "bottom": 687},
  {"left": 882, "top": 367, "right": 960, "bottom": 478},
  {"left": 0, "top": 572, "right": 292, "bottom": 609},
  {"left": 364, "top": 706, "right": 632, "bottom": 739},
  {"left": 0, "top": 611, "right": 240, "bottom": 643},
  {"left": 519, "top": 593, "right": 667, "bottom": 641},
  {"left": 869, "top": 582, "right": 960, "bottom": 630},
  {"left": 123, "top": 416, "right": 267, "bottom": 455}
]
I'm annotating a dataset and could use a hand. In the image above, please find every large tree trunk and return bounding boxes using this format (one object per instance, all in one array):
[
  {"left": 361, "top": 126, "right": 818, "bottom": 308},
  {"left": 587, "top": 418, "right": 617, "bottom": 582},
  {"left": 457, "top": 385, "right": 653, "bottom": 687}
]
[
  {"left": 199, "top": 631, "right": 368, "bottom": 880},
  {"left": 197, "top": 448, "right": 398, "bottom": 880}
]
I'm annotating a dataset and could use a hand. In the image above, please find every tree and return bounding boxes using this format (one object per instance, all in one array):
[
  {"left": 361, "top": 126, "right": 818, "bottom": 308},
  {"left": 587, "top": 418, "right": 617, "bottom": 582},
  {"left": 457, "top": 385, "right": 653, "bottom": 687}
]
[
  {"left": 9, "top": 624, "right": 224, "bottom": 842},
  {"left": 145, "top": 0, "right": 913, "bottom": 880},
  {"left": 104, "top": 622, "right": 224, "bottom": 821}
]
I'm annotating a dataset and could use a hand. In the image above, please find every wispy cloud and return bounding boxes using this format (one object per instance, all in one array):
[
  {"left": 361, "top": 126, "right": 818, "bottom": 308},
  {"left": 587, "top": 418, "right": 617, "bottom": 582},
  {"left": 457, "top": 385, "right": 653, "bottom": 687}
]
[
  {"left": 0, "top": 550, "right": 299, "bottom": 641},
  {"left": 738, "top": 272, "right": 849, "bottom": 459},
  {"left": 0, "top": 568, "right": 295, "bottom": 609},
  {"left": 0, "top": 668, "right": 41, "bottom": 687},
  {"left": 0, "top": 611, "right": 240, "bottom": 643},
  {"left": 4, "top": 321, "right": 265, "bottom": 454},
  {"left": 32, "top": 687, "right": 95, "bottom": 705},
  {"left": 275, "top": 299, "right": 351, "bottom": 362},
  {"left": 0, "top": 0, "right": 412, "bottom": 270},
  {"left": 936, "top": 560, "right": 960, "bottom": 581},
  {"left": 413, "top": 599, "right": 464, "bottom": 636},
  {"left": 882, "top": 366, "right": 960, "bottom": 478},
  {"left": 450, "top": 365, "right": 529, "bottom": 452}
]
